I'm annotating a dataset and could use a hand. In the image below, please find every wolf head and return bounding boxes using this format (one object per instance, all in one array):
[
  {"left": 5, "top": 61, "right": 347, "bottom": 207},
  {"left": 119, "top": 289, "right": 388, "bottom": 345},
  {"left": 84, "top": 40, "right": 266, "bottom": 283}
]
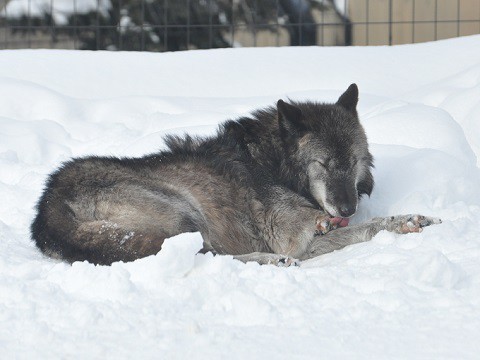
[{"left": 277, "top": 84, "right": 374, "bottom": 218}]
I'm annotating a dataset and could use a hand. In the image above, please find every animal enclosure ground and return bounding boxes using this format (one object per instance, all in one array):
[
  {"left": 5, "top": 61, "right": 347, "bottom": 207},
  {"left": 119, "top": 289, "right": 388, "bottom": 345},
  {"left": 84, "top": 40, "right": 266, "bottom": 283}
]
[{"left": 1, "top": 35, "right": 480, "bottom": 358}]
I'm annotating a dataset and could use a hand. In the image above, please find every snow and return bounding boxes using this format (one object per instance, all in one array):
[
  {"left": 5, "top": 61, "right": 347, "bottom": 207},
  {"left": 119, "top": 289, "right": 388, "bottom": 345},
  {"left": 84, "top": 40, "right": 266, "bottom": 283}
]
[
  {"left": 1, "top": 35, "right": 480, "bottom": 358},
  {"left": 332, "top": 0, "right": 348, "bottom": 14},
  {"left": 5, "top": 0, "right": 111, "bottom": 25}
]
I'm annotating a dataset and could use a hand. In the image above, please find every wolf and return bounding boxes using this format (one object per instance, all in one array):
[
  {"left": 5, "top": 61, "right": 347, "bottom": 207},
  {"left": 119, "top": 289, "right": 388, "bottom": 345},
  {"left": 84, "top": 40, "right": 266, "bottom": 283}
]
[{"left": 32, "top": 84, "right": 440, "bottom": 266}]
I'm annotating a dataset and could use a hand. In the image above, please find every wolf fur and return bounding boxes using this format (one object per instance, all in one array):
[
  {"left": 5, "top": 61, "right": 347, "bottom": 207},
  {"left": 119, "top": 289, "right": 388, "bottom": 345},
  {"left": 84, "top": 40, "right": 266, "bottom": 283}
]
[{"left": 32, "top": 84, "right": 440, "bottom": 266}]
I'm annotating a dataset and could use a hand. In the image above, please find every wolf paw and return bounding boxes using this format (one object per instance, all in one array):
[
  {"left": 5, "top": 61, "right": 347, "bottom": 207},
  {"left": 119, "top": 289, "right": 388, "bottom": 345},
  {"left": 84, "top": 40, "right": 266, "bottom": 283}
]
[
  {"left": 314, "top": 215, "right": 349, "bottom": 235},
  {"left": 315, "top": 215, "right": 336, "bottom": 235},
  {"left": 384, "top": 214, "right": 442, "bottom": 234},
  {"left": 277, "top": 257, "right": 301, "bottom": 267}
]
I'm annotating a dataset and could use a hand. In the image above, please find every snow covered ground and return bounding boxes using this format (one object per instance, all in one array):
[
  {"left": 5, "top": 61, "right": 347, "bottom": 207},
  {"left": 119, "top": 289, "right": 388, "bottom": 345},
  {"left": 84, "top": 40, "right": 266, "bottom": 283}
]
[{"left": 1, "top": 36, "right": 480, "bottom": 358}]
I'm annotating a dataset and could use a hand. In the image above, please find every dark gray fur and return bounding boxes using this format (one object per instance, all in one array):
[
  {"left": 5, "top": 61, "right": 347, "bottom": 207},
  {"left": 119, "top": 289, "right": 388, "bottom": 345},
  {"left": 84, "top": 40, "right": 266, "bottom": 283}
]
[{"left": 31, "top": 84, "right": 440, "bottom": 266}]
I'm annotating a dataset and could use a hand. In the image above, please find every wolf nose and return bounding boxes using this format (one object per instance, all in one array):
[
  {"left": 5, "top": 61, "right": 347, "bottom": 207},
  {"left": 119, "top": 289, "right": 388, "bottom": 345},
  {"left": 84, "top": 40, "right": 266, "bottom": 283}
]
[{"left": 339, "top": 204, "right": 355, "bottom": 218}]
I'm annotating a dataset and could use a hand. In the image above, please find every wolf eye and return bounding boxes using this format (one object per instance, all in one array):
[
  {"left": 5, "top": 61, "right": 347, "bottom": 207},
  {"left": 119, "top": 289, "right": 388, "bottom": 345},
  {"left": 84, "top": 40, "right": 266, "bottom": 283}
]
[{"left": 315, "top": 160, "right": 328, "bottom": 170}]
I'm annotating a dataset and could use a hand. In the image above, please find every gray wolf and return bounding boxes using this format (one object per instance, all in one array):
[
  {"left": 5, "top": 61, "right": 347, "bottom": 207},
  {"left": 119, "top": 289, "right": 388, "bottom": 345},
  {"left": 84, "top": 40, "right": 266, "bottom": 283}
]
[{"left": 31, "top": 84, "right": 440, "bottom": 266}]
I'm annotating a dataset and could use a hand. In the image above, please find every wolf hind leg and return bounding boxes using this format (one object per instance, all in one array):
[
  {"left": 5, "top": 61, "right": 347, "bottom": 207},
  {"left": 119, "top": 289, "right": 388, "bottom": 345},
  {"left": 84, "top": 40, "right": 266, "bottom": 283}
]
[
  {"left": 69, "top": 220, "right": 167, "bottom": 265},
  {"left": 63, "top": 183, "right": 204, "bottom": 264}
]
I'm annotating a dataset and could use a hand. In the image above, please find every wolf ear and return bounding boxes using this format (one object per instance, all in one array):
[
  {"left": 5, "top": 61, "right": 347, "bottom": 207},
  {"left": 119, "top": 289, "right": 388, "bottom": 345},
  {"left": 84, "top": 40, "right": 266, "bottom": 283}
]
[
  {"left": 336, "top": 83, "right": 358, "bottom": 113},
  {"left": 277, "top": 100, "right": 305, "bottom": 138},
  {"left": 357, "top": 155, "right": 374, "bottom": 197},
  {"left": 357, "top": 170, "right": 374, "bottom": 198}
]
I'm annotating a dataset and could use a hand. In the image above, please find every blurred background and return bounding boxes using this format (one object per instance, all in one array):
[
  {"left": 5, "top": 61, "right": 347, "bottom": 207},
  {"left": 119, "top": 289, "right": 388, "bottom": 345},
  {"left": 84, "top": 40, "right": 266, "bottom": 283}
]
[{"left": 1, "top": 0, "right": 479, "bottom": 51}]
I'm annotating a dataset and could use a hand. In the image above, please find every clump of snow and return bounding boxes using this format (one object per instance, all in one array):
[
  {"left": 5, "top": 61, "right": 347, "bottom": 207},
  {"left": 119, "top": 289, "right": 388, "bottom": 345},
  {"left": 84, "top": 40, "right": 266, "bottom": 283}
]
[{"left": 1, "top": 36, "right": 480, "bottom": 358}]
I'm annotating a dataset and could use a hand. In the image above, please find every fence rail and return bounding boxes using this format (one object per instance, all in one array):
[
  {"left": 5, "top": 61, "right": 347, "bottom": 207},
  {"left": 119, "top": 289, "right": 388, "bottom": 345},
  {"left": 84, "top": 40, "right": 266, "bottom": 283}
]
[{"left": 1, "top": 0, "right": 479, "bottom": 51}]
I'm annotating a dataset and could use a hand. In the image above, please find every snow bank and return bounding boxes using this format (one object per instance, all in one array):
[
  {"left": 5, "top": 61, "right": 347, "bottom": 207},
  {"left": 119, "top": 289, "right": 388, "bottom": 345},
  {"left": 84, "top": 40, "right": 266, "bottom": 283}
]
[{"left": 1, "top": 36, "right": 480, "bottom": 358}]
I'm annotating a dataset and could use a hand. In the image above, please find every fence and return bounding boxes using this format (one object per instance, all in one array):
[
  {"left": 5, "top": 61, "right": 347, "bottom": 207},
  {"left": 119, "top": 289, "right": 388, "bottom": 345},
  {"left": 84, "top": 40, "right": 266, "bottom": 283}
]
[{"left": 0, "top": 0, "right": 479, "bottom": 51}]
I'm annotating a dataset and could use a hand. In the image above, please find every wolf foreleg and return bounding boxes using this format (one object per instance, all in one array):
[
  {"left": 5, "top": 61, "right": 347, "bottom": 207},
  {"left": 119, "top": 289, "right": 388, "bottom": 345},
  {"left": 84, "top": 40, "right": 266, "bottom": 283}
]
[{"left": 303, "top": 214, "right": 441, "bottom": 260}]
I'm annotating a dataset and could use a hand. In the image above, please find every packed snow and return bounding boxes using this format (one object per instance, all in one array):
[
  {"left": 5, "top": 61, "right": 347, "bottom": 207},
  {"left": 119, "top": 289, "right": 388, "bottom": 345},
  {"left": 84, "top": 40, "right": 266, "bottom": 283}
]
[{"left": 1, "top": 36, "right": 480, "bottom": 358}]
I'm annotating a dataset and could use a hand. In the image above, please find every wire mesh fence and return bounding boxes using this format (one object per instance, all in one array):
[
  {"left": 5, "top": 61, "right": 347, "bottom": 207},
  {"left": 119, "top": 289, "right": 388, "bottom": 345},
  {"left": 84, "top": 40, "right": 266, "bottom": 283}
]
[{"left": 0, "top": 0, "right": 479, "bottom": 51}]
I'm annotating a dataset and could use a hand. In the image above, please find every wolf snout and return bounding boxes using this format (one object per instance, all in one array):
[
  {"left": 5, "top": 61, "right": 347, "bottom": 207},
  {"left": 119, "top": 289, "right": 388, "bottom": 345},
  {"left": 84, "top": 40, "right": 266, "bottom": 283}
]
[{"left": 339, "top": 203, "right": 356, "bottom": 218}]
